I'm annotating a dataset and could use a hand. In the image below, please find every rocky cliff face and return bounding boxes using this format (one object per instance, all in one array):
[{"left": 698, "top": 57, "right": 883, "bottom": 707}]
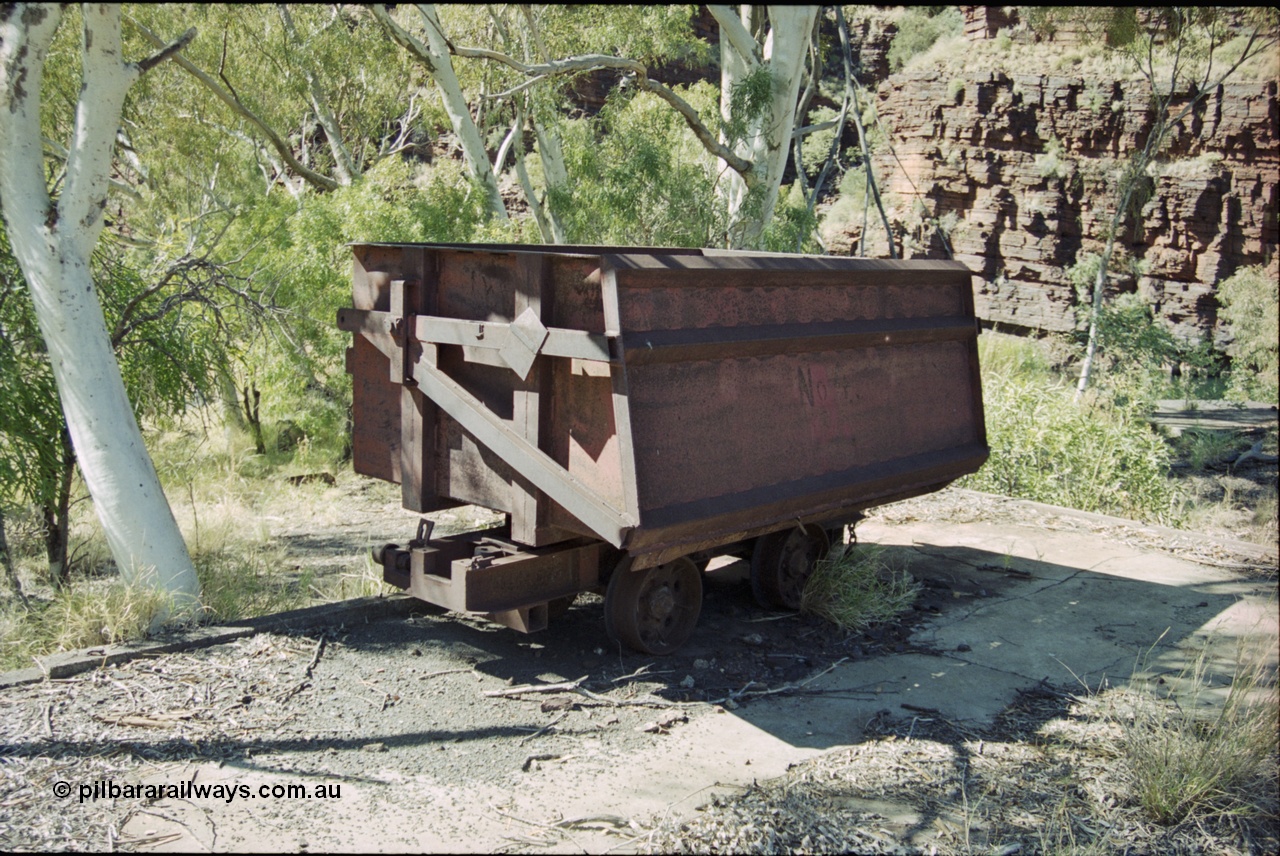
[{"left": 846, "top": 70, "right": 1277, "bottom": 344}]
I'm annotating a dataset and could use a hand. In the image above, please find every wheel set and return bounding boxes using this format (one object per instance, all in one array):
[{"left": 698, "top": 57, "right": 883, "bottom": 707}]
[{"left": 602, "top": 525, "right": 838, "bottom": 655}]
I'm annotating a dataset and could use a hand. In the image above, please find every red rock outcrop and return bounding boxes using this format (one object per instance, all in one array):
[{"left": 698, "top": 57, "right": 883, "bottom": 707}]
[{"left": 848, "top": 70, "right": 1277, "bottom": 344}]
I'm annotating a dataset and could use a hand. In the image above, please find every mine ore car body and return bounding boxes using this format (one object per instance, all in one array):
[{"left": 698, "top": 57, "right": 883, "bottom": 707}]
[{"left": 340, "top": 243, "right": 987, "bottom": 653}]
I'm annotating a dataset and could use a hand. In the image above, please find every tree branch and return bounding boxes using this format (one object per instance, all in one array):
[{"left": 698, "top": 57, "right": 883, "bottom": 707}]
[
  {"left": 836, "top": 6, "right": 894, "bottom": 258},
  {"left": 707, "top": 4, "right": 762, "bottom": 68},
  {"left": 373, "top": 4, "right": 508, "bottom": 220},
  {"left": 130, "top": 17, "right": 340, "bottom": 192},
  {"left": 136, "top": 27, "right": 195, "bottom": 74},
  {"left": 278, "top": 5, "right": 357, "bottom": 185},
  {"left": 636, "top": 77, "right": 754, "bottom": 178}
]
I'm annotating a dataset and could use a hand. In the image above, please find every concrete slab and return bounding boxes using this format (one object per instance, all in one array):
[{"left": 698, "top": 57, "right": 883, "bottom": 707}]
[{"left": 734, "top": 513, "right": 1276, "bottom": 746}]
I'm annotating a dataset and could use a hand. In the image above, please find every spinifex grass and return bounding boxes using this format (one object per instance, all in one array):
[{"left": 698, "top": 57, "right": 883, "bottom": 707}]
[
  {"left": 800, "top": 544, "right": 921, "bottom": 632},
  {"left": 1113, "top": 633, "right": 1279, "bottom": 825},
  {"left": 0, "top": 581, "right": 172, "bottom": 671}
]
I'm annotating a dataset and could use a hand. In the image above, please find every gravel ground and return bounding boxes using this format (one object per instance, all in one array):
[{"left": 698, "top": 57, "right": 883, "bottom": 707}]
[
  {"left": 1, "top": 479, "right": 1275, "bottom": 853},
  {"left": 0, "top": 547, "right": 916, "bottom": 852}
]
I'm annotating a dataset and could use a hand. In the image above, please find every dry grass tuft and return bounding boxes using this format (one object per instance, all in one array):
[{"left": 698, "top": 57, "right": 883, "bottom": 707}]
[
  {"left": 800, "top": 544, "right": 921, "bottom": 632},
  {"left": 1112, "top": 634, "right": 1279, "bottom": 825},
  {"left": 0, "top": 580, "right": 172, "bottom": 671}
]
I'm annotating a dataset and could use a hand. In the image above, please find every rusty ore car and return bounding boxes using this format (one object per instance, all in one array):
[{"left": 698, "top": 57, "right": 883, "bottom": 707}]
[{"left": 338, "top": 243, "right": 988, "bottom": 654}]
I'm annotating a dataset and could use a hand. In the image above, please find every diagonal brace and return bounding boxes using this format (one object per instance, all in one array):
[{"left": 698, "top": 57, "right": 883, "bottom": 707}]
[{"left": 410, "top": 359, "right": 635, "bottom": 547}]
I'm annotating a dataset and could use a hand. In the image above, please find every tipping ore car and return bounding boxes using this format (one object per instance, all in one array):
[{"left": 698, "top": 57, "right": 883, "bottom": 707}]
[{"left": 338, "top": 243, "right": 987, "bottom": 654}]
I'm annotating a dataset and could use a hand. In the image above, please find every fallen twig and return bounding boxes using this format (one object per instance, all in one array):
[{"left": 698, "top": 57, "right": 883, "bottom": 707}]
[
  {"left": 419, "top": 667, "right": 473, "bottom": 680},
  {"left": 483, "top": 675, "right": 588, "bottom": 698},
  {"left": 573, "top": 686, "right": 684, "bottom": 709},
  {"left": 520, "top": 711, "right": 568, "bottom": 745},
  {"left": 707, "top": 657, "right": 849, "bottom": 706},
  {"left": 553, "top": 814, "right": 635, "bottom": 832},
  {"left": 304, "top": 636, "right": 326, "bottom": 678}
]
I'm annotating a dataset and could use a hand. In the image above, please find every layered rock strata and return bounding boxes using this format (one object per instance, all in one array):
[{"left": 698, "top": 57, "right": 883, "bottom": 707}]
[{"left": 845, "top": 70, "right": 1277, "bottom": 344}]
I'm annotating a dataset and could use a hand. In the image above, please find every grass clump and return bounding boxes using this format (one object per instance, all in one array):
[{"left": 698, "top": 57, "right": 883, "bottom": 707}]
[
  {"left": 312, "top": 555, "right": 397, "bottom": 602},
  {"left": 194, "top": 549, "right": 312, "bottom": 624},
  {"left": 0, "top": 581, "right": 172, "bottom": 671},
  {"left": 800, "top": 544, "right": 920, "bottom": 632},
  {"left": 1112, "top": 635, "right": 1279, "bottom": 825}
]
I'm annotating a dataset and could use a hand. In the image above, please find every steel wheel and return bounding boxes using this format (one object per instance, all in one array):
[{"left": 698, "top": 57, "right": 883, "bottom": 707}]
[
  {"left": 750, "top": 525, "right": 830, "bottom": 610},
  {"left": 604, "top": 557, "right": 703, "bottom": 655}
]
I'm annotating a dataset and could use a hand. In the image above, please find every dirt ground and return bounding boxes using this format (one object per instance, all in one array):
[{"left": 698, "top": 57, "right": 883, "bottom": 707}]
[{"left": 1, "top": 475, "right": 1276, "bottom": 853}]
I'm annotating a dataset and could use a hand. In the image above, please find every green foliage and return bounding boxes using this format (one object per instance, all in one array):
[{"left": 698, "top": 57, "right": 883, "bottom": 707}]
[
  {"left": 126, "top": 4, "right": 429, "bottom": 192},
  {"left": 887, "top": 7, "right": 963, "bottom": 71},
  {"left": 1088, "top": 293, "right": 1180, "bottom": 379},
  {"left": 218, "top": 158, "right": 493, "bottom": 454},
  {"left": 1068, "top": 255, "right": 1186, "bottom": 401},
  {"left": 1024, "top": 8, "right": 1140, "bottom": 47},
  {"left": 801, "top": 106, "right": 841, "bottom": 177},
  {"left": 1034, "top": 136, "right": 1074, "bottom": 181},
  {"left": 761, "top": 184, "right": 822, "bottom": 254},
  {"left": 961, "top": 335, "right": 1180, "bottom": 524},
  {"left": 1217, "top": 265, "right": 1279, "bottom": 404},
  {"left": 724, "top": 66, "right": 778, "bottom": 148},
  {"left": 0, "top": 227, "right": 66, "bottom": 516},
  {"left": 556, "top": 85, "right": 726, "bottom": 247}
]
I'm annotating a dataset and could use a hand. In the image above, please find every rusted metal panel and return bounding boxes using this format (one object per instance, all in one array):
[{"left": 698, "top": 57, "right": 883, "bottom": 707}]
[{"left": 343, "top": 243, "right": 988, "bottom": 576}]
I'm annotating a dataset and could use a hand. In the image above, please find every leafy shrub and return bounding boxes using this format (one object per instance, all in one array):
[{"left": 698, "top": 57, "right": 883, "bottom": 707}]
[
  {"left": 800, "top": 106, "right": 840, "bottom": 177},
  {"left": 961, "top": 335, "right": 1181, "bottom": 524},
  {"left": 1035, "top": 136, "right": 1074, "bottom": 180},
  {"left": 1217, "top": 265, "right": 1278, "bottom": 404},
  {"left": 556, "top": 84, "right": 726, "bottom": 247},
  {"left": 887, "top": 7, "right": 963, "bottom": 71}
]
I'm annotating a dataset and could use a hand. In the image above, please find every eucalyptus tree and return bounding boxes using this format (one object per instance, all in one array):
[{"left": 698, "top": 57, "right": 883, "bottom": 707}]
[
  {"left": 706, "top": 5, "right": 819, "bottom": 247},
  {"left": 374, "top": 4, "right": 823, "bottom": 249},
  {"left": 0, "top": 4, "right": 201, "bottom": 611}
]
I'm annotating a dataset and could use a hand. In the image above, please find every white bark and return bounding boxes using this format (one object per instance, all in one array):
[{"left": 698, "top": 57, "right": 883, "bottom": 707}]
[
  {"left": 530, "top": 115, "right": 568, "bottom": 243},
  {"left": 711, "top": 5, "right": 818, "bottom": 248},
  {"left": 278, "top": 5, "right": 358, "bottom": 186},
  {"left": 0, "top": 4, "right": 200, "bottom": 614},
  {"left": 372, "top": 4, "right": 508, "bottom": 221}
]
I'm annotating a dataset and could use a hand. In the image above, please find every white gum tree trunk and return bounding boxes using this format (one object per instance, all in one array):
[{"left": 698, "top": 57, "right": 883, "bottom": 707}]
[
  {"left": 0, "top": 4, "right": 200, "bottom": 614},
  {"left": 710, "top": 5, "right": 817, "bottom": 248},
  {"left": 372, "top": 4, "right": 509, "bottom": 222}
]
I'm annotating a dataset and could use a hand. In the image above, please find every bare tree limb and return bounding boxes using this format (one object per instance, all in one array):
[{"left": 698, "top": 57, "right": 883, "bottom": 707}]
[{"left": 837, "top": 7, "right": 895, "bottom": 258}]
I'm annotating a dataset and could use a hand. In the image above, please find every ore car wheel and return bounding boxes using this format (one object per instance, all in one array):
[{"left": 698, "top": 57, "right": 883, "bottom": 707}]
[
  {"left": 604, "top": 557, "right": 703, "bottom": 655},
  {"left": 750, "top": 526, "right": 830, "bottom": 610}
]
